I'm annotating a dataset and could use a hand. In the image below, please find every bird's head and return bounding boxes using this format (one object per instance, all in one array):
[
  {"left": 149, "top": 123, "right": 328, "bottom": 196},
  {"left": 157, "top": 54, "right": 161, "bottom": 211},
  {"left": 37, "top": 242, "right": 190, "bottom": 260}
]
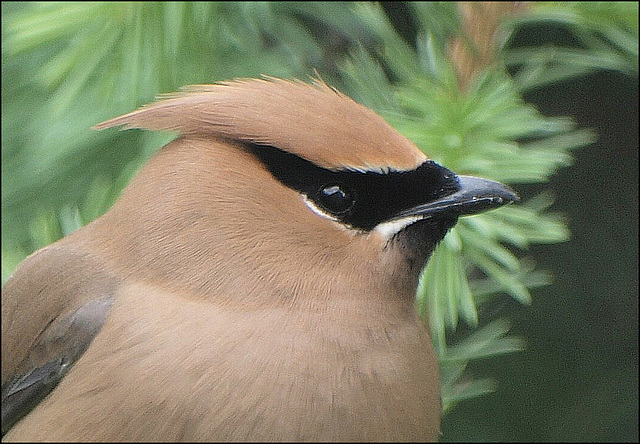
[{"left": 94, "top": 78, "right": 517, "bottom": 306}]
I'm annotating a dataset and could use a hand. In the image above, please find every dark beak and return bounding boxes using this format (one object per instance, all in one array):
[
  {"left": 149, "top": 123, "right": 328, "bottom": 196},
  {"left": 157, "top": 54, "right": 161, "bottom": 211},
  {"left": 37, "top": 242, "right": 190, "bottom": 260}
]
[{"left": 392, "top": 175, "right": 519, "bottom": 220}]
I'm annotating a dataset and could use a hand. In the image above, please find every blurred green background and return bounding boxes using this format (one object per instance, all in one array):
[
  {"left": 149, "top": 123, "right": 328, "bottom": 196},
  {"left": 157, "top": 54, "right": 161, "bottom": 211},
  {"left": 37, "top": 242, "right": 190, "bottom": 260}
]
[
  {"left": 2, "top": 2, "right": 638, "bottom": 441},
  {"left": 442, "top": 66, "right": 639, "bottom": 442}
]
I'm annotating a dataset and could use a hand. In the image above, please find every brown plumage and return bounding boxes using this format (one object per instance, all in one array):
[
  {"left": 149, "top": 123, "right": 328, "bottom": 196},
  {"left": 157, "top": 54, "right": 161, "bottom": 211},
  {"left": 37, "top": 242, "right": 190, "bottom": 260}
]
[{"left": 1, "top": 78, "right": 517, "bottom": 441}]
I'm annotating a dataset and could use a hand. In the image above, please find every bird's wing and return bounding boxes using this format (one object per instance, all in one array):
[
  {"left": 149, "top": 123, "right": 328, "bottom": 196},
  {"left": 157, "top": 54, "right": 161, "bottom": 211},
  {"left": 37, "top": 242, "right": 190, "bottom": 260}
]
[{"left": 1, "top": 244, "right": 119, "bottom": 436}]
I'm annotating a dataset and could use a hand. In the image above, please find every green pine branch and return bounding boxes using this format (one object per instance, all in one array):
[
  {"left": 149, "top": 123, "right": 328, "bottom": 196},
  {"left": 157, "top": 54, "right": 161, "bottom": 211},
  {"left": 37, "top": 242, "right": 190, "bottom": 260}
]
[{"left": 504, "top": 1, "right": 638, "bottom": 90}]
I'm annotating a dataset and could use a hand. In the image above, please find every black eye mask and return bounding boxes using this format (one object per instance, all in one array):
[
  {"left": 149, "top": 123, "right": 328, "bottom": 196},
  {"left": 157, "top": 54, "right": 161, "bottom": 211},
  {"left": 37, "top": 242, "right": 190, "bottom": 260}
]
[{"left": 248, "top": 143, "right": 460, "bottom": 231}]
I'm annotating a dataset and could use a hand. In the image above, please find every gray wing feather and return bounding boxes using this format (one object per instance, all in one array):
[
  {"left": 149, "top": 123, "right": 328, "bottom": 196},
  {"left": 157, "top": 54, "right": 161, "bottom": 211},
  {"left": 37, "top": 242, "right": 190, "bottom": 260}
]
[{"left": 1, "top": 297, "right": 113, "bottom": 435}]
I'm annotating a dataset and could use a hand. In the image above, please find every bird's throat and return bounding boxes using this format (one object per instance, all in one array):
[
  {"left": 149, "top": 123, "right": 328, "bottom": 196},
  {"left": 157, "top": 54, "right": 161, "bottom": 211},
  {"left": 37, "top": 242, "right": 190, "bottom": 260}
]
[{"left": 393, "top": 216, "right": 458, "bottom": 278}]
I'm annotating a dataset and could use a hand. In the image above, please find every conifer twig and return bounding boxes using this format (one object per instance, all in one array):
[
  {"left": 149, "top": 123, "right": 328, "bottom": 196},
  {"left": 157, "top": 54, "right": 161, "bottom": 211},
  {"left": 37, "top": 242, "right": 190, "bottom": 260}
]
[{"left": 448, "top": 1, "right": 528, "bottom": 91}]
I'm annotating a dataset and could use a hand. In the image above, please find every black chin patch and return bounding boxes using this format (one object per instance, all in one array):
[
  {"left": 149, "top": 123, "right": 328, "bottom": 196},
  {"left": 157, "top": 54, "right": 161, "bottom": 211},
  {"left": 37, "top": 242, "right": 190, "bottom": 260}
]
[
  {"left": 392, "top": 217, "right": 458, "bottom": 273},
  {"left": 247, "top": 143, "right": 460, "bottom": 232}
]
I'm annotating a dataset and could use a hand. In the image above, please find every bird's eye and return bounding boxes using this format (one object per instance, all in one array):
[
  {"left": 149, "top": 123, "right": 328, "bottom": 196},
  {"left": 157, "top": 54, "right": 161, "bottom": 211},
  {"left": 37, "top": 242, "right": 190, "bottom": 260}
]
[{"left": 316, "top": 183, "right": 355, "bottom": 215}]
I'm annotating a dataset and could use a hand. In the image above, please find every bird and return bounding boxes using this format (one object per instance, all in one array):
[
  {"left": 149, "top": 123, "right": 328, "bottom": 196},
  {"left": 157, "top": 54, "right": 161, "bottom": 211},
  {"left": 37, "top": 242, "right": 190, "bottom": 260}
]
[{"left": 1, "top": 77, "right": 518, "bottom": 442}]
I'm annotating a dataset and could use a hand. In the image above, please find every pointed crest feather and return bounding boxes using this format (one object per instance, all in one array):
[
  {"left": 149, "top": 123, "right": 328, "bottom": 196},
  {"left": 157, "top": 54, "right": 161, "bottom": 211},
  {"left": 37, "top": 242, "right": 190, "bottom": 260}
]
[{"left": 94, "top": 77, "right": 426, "bottom": 171}]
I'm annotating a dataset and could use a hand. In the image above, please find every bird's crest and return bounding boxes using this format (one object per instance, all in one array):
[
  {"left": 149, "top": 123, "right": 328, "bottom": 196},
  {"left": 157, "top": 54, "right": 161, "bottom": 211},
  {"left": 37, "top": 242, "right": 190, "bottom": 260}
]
[{"left": 94, "top": 78, "right": 427, "bottom": 172}]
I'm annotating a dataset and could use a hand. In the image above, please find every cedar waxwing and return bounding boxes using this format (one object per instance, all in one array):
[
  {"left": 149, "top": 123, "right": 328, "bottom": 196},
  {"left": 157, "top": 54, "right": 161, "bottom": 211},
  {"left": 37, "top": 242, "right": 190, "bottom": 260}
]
[{"left": 1, "top": 78, "right": 517, "bottom": 442}]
